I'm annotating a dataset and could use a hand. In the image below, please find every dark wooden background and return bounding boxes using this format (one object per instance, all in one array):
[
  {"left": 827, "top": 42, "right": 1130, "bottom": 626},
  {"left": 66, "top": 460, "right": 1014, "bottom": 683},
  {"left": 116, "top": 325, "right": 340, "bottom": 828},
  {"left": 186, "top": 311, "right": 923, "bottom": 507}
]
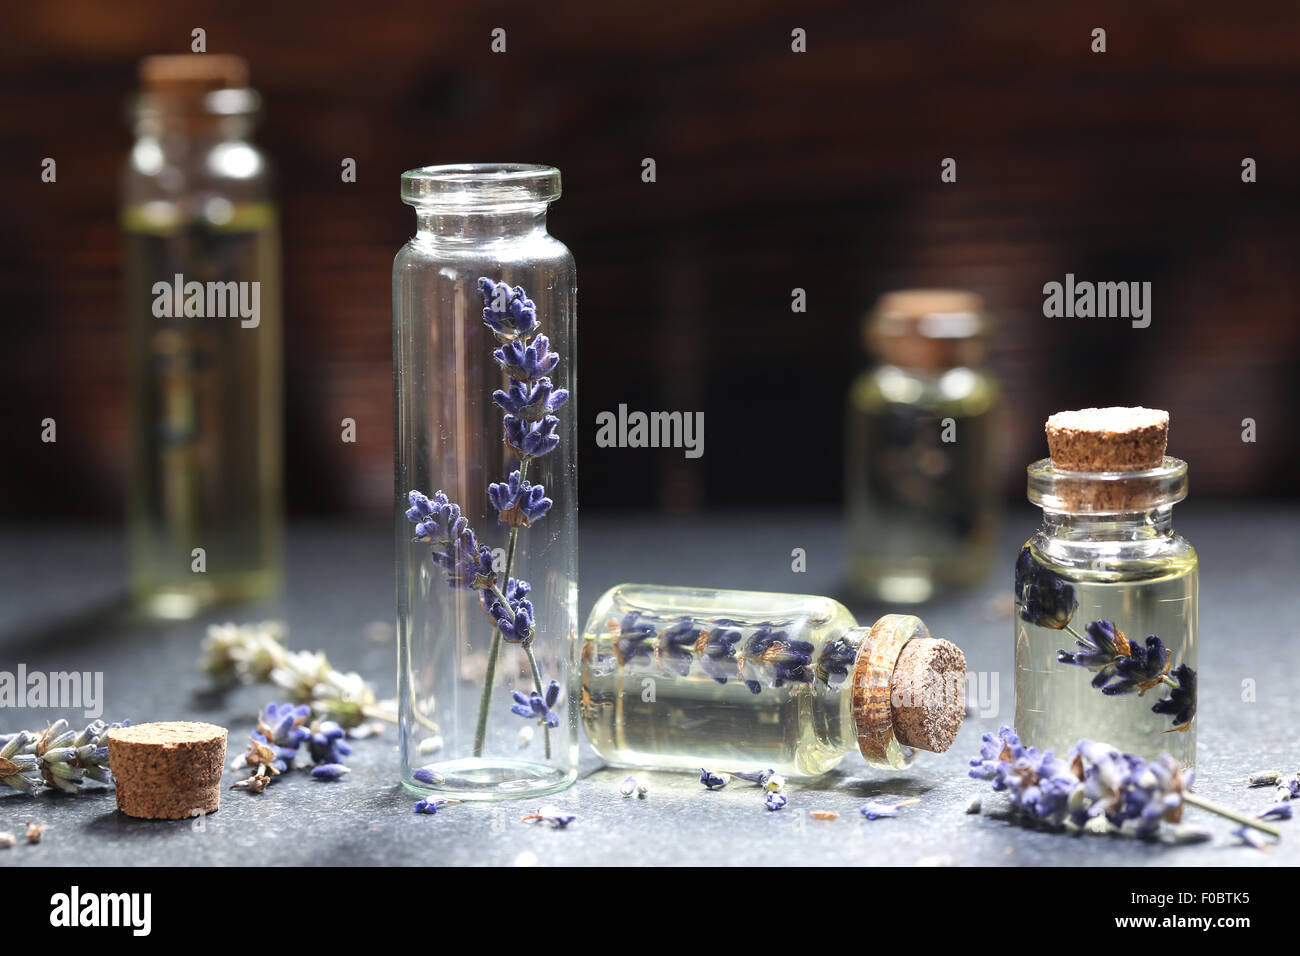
[{"left": 2, "top": 0, "right": 1297, "bottom": 519}]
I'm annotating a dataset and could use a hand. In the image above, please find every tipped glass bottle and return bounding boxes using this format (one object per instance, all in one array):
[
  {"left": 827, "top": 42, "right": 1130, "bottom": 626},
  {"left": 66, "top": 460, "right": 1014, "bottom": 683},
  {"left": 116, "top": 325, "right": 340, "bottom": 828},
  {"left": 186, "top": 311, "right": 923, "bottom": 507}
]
[
  {"left": 1014, "top": 408, "right": 1197, "bottom": 767},
  {"left": 122, "top": 55, "right": 283, "bottom": 618},
  {"left": 395, "top": 165, "right": 578, "bottom": 800},
  {"left": 580, "top": 584, "right": 967, "bottom": 777},
  {"left": 846, "top": 290, "right": 1000, "bottom": 603}
]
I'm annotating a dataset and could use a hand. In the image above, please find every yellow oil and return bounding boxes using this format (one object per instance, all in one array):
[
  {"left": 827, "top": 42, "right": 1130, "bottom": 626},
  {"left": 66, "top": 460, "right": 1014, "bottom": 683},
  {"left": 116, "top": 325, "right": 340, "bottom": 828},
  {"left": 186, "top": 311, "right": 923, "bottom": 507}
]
[
  {"left": 580, "top": 584, "right": 861, "bottom": 776},
  {"left": 124, "top": 201, "right": 282, "bottom": 617},
  {"left": 846, "top": 365, "right": 1000, "bottom": 602},
  {"left": 1014, "top": 544, "right": 1197, "bottom": 767}
]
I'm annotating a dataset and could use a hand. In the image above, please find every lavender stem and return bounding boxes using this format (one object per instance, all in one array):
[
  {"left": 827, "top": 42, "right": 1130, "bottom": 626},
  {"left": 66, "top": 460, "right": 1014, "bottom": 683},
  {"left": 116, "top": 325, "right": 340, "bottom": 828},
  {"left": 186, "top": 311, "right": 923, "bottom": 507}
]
[{"left": 1183, "top": 792, "right": 1281, "bottom": 837}]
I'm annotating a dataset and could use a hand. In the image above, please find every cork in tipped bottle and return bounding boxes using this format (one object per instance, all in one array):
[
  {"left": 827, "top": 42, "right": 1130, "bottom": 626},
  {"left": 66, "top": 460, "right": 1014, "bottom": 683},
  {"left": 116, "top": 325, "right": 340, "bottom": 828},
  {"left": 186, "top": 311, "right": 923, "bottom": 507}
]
[{"left": 889, "top": 637, "right": 967, "bottom": 754}]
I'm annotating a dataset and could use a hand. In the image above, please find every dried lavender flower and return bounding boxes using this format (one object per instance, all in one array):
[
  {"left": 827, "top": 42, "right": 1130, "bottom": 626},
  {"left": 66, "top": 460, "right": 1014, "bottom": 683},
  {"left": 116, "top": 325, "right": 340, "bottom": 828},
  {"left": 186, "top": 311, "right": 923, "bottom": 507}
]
[
  {"left": 738, "top": 627, "right": 815, "bottom": 694},
  {"left": 310, "top": 764, "right": 350, "bottom": 781},
  {"left": 815, "top": 635, "right": 857, "bottom": 689},
  {"left": 724, "top": 768, "right": 783, "bottom": 791},
  {"left": 1232, "top": 825, "right": 1272, "bottom": 850},
  {"left": 521, "top": 805, "right": 575, "bottom": 828},
  {"left": 1014, "top": 546, "right": 1078, "bottom": 630},
  {"left": 699, "top": 768, "right": 729, "bottom": 790},
  {"left": 974, "top": 725, "right": 1277, "bottom": 842},
  {"left": 477, "top": 279, "right": 539, "bottom": 341},
  {"left": 414, "top": 796, "right": 457, "bottom": 814},
  {"left": 487, "top": 469, "right": 554, "bottom": 527},
  {"left": 200, "top": 620, "right": 288, "bottom": 683},
  {"left": 493, "top": 379, "right": 568, "bottom": 423},
  {"left": 860, "top": 799, "right": 920, "bottom": 820},
  {"left": 0, "top": 731, "right": 39, "bottom": 795},
  {"left": 619, "top": 775, "right": 649, "bottom": 799},
  {"left": 654, "top": 618, "right": 704, "bottom": 677},
  {"left": 0, "top": 832, "right": 14, "bottom": 849},
  {"left": 611, "top": 611, "right": 657, "bottom": 669},
  {"left": 765, "top": 793, "right": 788, "bottom": 811},
  {"left": 1151, "top": 663, "right": 1197, "bottom": 731},
  {"left": 204, "top": 621, "right": 385, "bottom": 730},
  {"left": 511, "top": 680, "right": 561, "bottom": 727},
  {"left": 409, "top": 278, "right": 566, "bottom": 759},
  {"left": 308, "top": 721, "right": 353, "bottom": 765},
  {"left": 412, "top": 767, "right": 445, "bottom": 786},
  {"left": 1248, "top": 770, "right": 1280, "bottom": 787},
  {"left": 493, "top": 334, "right": 559, "bottom": 381},
  {"left": 1257, "top": 803, "right": 1292, "bottom": 821}
]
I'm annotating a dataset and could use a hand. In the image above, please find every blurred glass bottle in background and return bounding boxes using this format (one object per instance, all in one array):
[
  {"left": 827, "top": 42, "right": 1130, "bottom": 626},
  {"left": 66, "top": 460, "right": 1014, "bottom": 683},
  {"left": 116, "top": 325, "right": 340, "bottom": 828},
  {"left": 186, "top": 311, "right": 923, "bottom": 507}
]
[
  {"left": 845, "top": 290, "right": 1000, "bottom": 603},
  {"left": 123, "top": 55, "right": 282, "bottom": 618}
]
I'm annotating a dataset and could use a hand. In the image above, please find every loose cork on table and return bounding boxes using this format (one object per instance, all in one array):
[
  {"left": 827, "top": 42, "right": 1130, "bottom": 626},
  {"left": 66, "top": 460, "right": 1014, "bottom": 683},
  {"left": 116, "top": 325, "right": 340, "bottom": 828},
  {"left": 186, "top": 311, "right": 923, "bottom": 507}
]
[{"left": 107, "top": 721, "right": 228, "bottom": 820}]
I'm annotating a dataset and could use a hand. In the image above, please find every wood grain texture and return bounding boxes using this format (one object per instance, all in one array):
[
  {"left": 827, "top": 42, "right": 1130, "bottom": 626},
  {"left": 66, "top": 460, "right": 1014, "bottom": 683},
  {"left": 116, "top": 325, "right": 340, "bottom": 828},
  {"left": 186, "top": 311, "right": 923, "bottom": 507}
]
[{"left": 1, "top": 0, "right": 1296, "bottom": 517}]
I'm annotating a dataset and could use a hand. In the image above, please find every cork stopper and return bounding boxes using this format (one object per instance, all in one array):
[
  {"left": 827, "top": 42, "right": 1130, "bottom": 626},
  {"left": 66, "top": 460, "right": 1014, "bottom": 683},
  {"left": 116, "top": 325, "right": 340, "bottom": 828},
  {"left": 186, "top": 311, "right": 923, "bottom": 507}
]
[
  {"left": 851, "top": 615, "right": 966, "bottom": 768},
  {"left": 107, "top": 721, "right": 227, "bottom": 820},
  {"left": 1045, "top": 406, "right": 1169, "bottom": 472},
  {"left": 140, "top": 54, "right": 250, "bottom": 94},
  {"left": 889, "top": 637, "right": 967, "bottom": 753},
  {"left": 866, "top": 289, "right": 987, "bottom": 368}
]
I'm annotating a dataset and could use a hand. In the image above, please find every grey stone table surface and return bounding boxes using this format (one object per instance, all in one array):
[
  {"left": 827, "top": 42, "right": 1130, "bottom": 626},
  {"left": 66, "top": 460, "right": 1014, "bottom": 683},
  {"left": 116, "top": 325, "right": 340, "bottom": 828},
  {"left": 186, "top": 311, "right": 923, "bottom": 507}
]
[{"left": 0, "top": 505, "right": 1296, "bottom": 867}]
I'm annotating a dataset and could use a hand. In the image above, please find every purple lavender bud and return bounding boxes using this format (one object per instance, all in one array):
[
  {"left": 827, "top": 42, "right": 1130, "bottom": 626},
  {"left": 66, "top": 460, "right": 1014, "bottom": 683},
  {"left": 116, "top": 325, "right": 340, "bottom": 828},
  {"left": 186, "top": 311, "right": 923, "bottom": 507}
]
[
  {"left": 492, "top": 377, "right": 569, "bottom": 421},
  {"left": 1015, "top": 546, "right": 1078, "bottom": 629},
  {"left": 310, "top": 763, "right": 350, "bottom": 781},
  {"left": 477, "top": 278, "right": 539, "bottom": 341},
  {"left": 490, "top": 596, "right": 535, "bottom": 644},
  {"left": 700, "top": 769, "right": 728, "bottom": 790},
  {"left": 493, "top": 334, "right": 559, "bottom": 382},
  {"left": 504, "top": 414, "right": 561, "bottom": 460},
  {"left": 765, "top": 792, "right": 788, "bottom": 811},
  {"left": 738, "top": 627, "right": 815, "bottom": 694},
  {"left": 487, "top": 471, "right": 553, "bottom": 527}
]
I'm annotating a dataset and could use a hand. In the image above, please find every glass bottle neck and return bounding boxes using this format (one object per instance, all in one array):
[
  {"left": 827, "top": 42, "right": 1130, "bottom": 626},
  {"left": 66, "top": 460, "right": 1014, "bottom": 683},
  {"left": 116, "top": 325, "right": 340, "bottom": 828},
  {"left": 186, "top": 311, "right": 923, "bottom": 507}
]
[
  {"left": 413, "top": 205, "right": 549, "bottom": 241},
  {"left": 1040, "top": 506, "right": 1176, "bottom": 540}
]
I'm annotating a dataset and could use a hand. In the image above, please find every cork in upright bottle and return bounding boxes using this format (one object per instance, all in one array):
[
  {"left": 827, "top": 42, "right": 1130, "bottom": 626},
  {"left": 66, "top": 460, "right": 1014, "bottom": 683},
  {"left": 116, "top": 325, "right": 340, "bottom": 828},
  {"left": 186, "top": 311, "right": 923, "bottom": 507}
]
[{"left": 1044, "top": 406, "right": 1170, "bottom": 510}]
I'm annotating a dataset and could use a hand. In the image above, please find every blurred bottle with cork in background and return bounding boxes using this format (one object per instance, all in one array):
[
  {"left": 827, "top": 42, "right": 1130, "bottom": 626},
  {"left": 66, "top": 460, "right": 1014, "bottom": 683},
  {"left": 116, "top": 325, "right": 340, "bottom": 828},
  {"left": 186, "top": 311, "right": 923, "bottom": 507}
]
[
  {"left": 122, "top": 54, "right": 283, "bottom": 618},
  {"left": 845, "top": 289, "right": 1001, "bottom": 604}
]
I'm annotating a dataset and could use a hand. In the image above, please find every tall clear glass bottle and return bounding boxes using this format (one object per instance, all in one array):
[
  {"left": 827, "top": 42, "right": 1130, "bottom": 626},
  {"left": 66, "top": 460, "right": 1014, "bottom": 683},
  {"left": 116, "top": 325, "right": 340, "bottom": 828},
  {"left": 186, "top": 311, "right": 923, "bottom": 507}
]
[
  {"left": 846, "top": 290, "right": 1000, "bottom": 603},
  {"left": 122, "top": 55, "right": 283, "bottom": 618},
  {"left": 395, "top": 164, "right": 577, "bottom": 800},
  {"left": 580, "top": 584, "right": 968, "bottom": 777},
  {"left": 1014, "top": 409, "right": 1197, "bottom": 767}
]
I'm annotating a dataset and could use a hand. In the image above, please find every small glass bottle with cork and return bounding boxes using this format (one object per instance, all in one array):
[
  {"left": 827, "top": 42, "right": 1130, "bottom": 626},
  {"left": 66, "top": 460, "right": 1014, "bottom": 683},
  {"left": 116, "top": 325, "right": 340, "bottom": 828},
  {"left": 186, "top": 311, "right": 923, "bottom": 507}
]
[
  {"left": 845, "top": 289, "right": 1001, "bottom": 603},
  {"left": 123, "top": 54, "right": 283, "bottom": 618},
  {"left": 1014, "top": 407, "right": 1197, "bottom": 767},
  {"left": 580, "top": 584, "right": 968, "bottom": 778}
]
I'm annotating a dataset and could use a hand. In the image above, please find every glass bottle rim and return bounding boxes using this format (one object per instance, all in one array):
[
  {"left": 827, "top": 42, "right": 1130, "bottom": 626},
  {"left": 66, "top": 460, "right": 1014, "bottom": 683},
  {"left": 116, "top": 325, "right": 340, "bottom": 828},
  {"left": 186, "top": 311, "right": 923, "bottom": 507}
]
[
  {"left": 1027, "top": 456, "right": 1188, "bottom": 514},
  {"left": 400, "top": 163, "right": 561, "bottom": 211}
]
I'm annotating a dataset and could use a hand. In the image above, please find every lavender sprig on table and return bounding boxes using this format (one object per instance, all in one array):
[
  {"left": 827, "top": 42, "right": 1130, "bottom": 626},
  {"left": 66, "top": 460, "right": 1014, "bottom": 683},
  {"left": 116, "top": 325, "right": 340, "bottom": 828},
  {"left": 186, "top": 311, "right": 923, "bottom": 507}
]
[
  {"left": 198, "top": 620, "right": 386, "bottom": 730},
  {"left": 231, "top": 702, "right": 354, "bottom": 793},
  {"left": 970, "top": 726, "right": 1279, "bottom": 841},
  {"left": 406, "top": 278, "right": 566, "bottom": 766},
  {"left": 0, "top": 719, "right": 130, "bottom": 796}
]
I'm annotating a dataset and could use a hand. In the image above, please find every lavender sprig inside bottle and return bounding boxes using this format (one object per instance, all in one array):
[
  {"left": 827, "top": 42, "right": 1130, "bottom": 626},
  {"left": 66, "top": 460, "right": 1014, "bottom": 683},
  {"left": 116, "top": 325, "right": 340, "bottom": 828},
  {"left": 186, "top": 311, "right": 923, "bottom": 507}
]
[{"left": 405, "top": 277, "right": 565, "bottom": 767}]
